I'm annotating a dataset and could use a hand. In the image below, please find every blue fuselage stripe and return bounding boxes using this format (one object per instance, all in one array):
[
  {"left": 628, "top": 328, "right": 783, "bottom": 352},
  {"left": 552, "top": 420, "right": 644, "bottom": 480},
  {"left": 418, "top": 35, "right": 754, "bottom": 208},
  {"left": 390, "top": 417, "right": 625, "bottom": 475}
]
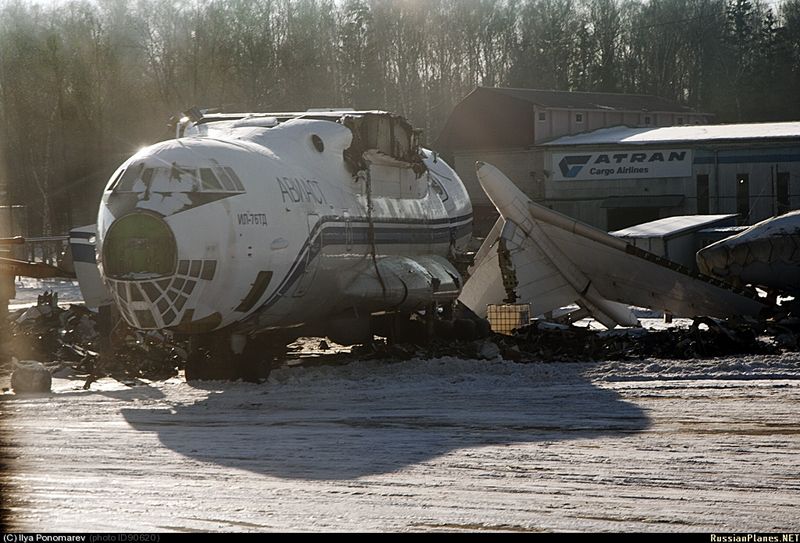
[{"left": 258, "top": 214, "right": 472, "bottom": 311}]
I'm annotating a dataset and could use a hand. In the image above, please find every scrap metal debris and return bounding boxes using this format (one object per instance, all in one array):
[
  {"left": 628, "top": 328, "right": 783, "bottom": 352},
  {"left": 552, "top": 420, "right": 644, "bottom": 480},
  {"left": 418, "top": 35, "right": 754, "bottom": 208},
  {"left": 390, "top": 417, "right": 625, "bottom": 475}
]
[
  {"left": 10, "top": 359, "right": 52, "bottom": 393},
  {"left": 1, "top": 294, "right": 799, "bottom": 389},
  {"left": 2, "top": 297, "right": 183, "bottom": 388},
  {"left": 340, "top": 313, "right": 799, "bottom": 363}
]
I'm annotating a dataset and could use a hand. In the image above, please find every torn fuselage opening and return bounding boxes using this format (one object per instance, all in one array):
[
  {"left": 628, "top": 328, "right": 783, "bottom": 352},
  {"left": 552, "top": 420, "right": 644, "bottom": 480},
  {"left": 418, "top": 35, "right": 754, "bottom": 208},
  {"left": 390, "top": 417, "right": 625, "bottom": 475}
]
[
  {"left": 341, "top": 112, "right": 427, "bottom": 176},
  {"left": 497, "top": 237, "right": 518, "bottom": 304},
  {"left": 103, "top": 212, "right": 177, "bottom": 280}
]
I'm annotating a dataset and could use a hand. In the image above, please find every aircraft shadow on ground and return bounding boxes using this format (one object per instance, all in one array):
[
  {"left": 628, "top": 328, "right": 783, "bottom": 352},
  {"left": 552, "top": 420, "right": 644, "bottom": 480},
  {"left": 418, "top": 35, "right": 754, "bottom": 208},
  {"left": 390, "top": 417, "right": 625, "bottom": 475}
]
[{"left": 120, "top": 362, "right": 650, "bottom": 481}]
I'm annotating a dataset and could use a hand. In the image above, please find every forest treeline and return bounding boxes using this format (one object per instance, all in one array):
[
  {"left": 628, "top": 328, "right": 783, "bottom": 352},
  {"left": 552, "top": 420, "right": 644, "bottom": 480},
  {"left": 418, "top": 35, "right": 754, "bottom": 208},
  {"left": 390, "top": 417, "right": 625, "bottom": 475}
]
[{"left": 1, "top": 0, "right": 799, "bottom": 235}]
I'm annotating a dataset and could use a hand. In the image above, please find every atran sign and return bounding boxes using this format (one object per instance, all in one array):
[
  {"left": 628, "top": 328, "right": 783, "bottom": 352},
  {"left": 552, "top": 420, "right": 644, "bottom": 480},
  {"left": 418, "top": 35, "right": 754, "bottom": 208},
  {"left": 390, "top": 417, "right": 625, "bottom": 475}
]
[{"left": 552, "top": 149, "right": 693, "bottom": 181}]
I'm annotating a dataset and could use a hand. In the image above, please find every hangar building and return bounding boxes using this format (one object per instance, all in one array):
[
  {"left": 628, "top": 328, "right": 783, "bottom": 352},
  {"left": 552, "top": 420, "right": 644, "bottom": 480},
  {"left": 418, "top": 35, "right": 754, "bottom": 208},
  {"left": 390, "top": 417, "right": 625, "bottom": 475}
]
[
  {"left": 435, "top": 87, "right": 714, "bottom": 232},
  {"left": 435, "top": 88, "right": 800, "bottom": 234},
  {"left": 537, "top": 122, "right": 800, "bottom": 230}
]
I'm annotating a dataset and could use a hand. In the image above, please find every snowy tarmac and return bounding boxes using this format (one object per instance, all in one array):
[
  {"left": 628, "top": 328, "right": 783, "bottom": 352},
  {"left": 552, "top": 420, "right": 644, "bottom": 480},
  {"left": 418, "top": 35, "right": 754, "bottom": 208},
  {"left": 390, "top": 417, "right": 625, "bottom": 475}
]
[{"left": 2, "top": 354, "right": 799, "bottom": 532}]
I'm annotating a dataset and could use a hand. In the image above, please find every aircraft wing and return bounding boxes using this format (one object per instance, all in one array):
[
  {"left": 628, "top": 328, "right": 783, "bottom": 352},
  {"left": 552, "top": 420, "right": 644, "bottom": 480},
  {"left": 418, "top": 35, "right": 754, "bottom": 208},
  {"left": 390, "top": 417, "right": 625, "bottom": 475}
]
[{"left": 459, "top": 162, "right": 771, "bottom": 328}]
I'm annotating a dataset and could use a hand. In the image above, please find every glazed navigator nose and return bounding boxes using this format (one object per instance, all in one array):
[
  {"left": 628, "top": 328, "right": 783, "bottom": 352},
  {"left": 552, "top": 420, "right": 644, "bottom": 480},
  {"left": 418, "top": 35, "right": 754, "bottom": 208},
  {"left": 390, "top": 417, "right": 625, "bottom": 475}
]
[
  {"left": 102, "top": 211, "right": 177, "bottom": 279},
  {"left": 100, "top": 210, "right": 219, "bottom": 330}
]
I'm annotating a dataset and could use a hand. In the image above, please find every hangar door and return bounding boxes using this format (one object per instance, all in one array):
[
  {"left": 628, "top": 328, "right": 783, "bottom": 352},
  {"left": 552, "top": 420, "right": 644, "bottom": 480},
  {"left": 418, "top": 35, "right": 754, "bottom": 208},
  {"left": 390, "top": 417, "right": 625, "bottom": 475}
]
[{"left": 601, "top": 195, "right": 685, "bottom": 231}]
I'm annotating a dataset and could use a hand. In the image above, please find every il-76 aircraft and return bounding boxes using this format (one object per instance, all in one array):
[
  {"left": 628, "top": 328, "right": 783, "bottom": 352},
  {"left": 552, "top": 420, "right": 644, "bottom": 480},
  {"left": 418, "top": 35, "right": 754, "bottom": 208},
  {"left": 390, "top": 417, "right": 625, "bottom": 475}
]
[
  {"left": 93, "top": 111, "right": 472, "bottom": 379},
  {"left": 85, "top": 109, "right": 774, "bottom": 381}
]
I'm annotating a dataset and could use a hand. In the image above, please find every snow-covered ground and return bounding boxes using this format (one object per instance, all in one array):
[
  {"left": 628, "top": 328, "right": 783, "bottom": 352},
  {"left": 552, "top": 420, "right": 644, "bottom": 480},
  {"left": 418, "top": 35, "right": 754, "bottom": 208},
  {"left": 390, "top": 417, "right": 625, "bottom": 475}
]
[
  {"left": 3, "top": 279, "right": 799, "bottom": 532},
  {"left": 2, "top": 354, "right": 799, "bottom": 532}
]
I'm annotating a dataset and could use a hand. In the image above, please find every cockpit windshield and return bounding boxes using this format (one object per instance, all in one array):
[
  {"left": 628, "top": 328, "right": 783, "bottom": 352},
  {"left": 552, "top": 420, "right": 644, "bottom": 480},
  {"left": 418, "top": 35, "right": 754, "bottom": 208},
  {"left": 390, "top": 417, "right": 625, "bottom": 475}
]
[{"left": 111, "top": 162, "right": 244, "bottom": 194}]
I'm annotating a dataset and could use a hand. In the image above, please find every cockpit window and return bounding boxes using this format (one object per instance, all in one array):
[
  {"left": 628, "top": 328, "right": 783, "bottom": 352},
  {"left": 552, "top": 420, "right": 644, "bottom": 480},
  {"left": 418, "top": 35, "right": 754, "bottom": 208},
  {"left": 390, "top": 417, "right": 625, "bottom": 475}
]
[
  {"left": 223, "top": 167, "right": 245, "bottom": 191},
  {"left": 214, "top": 167, "right": 236, "bottom": 191},
  {"left": 111, "top": 163, "right": 244, "bottom": 194},
  {"left": 200, "top": 168, "right": 223, "bottom": 191},
  {"left": 141, "top": 167, "right": 154, "bottom": 186},
  {"left": 114, "top": 163, "right": 145, "bottom": 191}
]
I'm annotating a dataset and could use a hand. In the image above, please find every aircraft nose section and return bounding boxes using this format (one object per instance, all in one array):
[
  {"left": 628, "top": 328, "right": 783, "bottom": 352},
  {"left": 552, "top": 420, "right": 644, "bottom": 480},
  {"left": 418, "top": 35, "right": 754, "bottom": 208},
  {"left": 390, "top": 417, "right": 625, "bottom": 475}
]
[
  {"left": 697, "top": 243, "right": 734, "bottom": 277},
  {"left": 103, "top": 212, "right": 177, "bottom": 279},
  {"left": 100, "top": 211, "right": 220, "bottom": 331}
]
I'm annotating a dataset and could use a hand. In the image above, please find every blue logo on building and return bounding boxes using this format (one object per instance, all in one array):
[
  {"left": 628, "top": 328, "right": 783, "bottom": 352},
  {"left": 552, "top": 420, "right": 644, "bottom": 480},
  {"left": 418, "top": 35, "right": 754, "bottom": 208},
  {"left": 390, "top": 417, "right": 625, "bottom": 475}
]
[{"left": 558, "top": 155, "right": 592, "bottom": 178}]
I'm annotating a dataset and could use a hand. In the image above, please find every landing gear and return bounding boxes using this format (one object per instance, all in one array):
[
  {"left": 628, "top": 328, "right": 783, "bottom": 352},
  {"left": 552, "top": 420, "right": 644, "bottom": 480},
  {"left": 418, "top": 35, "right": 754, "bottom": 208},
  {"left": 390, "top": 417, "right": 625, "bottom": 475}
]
[
  {"left": 370, "top": 312, "right": 425, "bottom": 345},
  {"left": 370, "top": 302, "right": 490, "bottom": 345},
  {"left": 184, "top": 331, "right": 285, "bottom": 382}
]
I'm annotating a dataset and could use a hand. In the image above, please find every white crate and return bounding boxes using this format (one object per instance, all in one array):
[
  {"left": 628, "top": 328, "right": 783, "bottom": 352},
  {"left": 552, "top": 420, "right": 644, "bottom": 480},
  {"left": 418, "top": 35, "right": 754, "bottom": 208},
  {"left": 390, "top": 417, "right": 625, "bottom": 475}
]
[{"left": 487, "top": 303, "right": 531, "bottom": 335}]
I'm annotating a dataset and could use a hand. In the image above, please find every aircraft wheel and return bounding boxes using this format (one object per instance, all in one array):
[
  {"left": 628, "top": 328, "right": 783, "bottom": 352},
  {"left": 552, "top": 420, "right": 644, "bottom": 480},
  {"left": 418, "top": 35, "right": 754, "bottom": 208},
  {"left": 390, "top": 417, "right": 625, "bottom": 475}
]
[
  {"left": 184, "top": 334, "right": 240, "bottom": 381},
  {"left": 184, "top": 333, "right": 286, "bottom": 382},
  {"left": 238, "top": 337, "right": 288, "bottom": 382},
  {"left": 386, "top": 313, "right": 425, "bottom": 344},
  {"left": 236, "top": 348, "right": 269, "bottom": 383},
  {"left": 184, "top": 351, "right": 210, "bottom": 381}
]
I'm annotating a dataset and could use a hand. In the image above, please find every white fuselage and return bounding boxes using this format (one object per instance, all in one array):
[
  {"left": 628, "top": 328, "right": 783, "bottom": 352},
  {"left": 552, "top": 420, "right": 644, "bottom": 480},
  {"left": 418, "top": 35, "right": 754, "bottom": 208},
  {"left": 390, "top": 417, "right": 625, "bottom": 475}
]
[
  {"left": 96, "top": 115, "right": 472, "bottom": 336},
  {"left": 697, "top": 209, "right": 800, "bottom": 294}
]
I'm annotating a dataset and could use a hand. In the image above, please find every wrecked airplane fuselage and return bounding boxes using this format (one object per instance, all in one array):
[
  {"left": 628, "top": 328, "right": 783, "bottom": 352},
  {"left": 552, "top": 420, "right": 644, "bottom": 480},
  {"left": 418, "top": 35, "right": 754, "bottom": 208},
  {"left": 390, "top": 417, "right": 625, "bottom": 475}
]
[
  {"left": 697, "top": 210, "right": 800, "bottom": 295},
  {"left": 95, "top": 111, "right": 472, "bottom": 379}
]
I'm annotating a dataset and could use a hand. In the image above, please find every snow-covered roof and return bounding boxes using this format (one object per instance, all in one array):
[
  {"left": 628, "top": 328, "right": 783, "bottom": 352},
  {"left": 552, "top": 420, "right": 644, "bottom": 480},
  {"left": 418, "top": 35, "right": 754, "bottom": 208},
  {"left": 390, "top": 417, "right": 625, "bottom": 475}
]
[
  {"left": 480, "top": 87, "right": 697, "bottom": 113},
  {"left": 542, "top": 122, "right": 800, "bottom": 146},
  {"left": 610, "top": 214, "right": 738, "bottom": 239}
]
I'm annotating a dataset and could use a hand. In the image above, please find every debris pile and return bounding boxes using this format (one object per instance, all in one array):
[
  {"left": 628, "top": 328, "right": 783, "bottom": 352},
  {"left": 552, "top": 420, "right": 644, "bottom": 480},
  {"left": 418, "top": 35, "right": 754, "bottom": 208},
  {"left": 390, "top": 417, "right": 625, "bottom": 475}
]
[
  {"left": 2, "top": 297, "right": 183, "bottom": 386},
  {"left": 2, "top": 293, "right": 799, "bottom": 388},
  {"left": 508, "top": 316, "right": 787, "bottom": 361},
  {"left": 349, "top": 314, "right": 799, "bottom": 364}
]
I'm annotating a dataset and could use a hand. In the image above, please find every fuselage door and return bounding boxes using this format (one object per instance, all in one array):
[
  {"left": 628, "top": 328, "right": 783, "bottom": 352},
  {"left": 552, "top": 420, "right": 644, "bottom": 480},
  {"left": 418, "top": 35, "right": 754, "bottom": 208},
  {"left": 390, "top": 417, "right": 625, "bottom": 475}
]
[
  {"left": 430, "top": 171, "right": 455, "bottom": 214},
  {"left": 292, "top": 213, "right": 321, "bottom": 297}
]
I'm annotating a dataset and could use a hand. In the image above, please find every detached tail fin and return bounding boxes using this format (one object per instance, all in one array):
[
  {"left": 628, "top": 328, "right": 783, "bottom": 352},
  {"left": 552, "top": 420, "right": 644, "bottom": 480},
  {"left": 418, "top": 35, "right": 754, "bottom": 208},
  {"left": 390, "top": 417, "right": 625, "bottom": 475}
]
[{"left": 459, "top": 163, "right": 770, "bottom": 328}]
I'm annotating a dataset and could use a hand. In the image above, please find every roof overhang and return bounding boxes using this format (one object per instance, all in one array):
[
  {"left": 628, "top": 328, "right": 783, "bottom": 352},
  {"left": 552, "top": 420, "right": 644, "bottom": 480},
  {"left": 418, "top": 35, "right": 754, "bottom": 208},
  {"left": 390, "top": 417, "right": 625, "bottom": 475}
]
[{"left": 601, "top": 195, "right": 685, "bottom": 209}]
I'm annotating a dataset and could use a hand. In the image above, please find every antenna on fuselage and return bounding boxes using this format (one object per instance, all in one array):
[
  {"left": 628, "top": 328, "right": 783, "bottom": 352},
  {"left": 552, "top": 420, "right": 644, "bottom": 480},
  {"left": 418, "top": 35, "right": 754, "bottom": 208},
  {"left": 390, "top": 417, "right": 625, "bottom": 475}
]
[{"left": 172, "top": 106, "right": 207, "bottom": 139}]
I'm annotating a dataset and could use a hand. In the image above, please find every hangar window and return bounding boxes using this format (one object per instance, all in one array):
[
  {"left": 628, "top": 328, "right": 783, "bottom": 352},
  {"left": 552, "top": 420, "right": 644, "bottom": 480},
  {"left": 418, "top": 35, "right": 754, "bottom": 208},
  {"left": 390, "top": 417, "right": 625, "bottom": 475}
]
[
  {"left": 777, "top": 172, "right": 790, "bottom": 215},
  {"left": 696, "top": 174, "right": 709, "bottom": 214},
  {"left": 575, "top": 113, "right": 583, "bottom": 123},
  {"left": 538, "top": 112, "right": 546, "bottom": 122},
  {"left": 736, "top": 173, "right": 750, "bottom": 224},
  {"left": 430, "top": 176, "right": 450, "bottom": 202},
  {"left": 644, "top": 116, "right": 652, "bottom": 125}
]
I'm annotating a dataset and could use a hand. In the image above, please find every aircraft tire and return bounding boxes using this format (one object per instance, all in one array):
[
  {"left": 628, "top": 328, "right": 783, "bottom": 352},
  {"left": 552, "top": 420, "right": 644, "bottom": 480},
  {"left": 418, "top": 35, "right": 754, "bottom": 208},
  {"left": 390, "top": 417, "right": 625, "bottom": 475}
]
[{"left": 184, "top": 334, "right": 242, "bottom": 381}]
